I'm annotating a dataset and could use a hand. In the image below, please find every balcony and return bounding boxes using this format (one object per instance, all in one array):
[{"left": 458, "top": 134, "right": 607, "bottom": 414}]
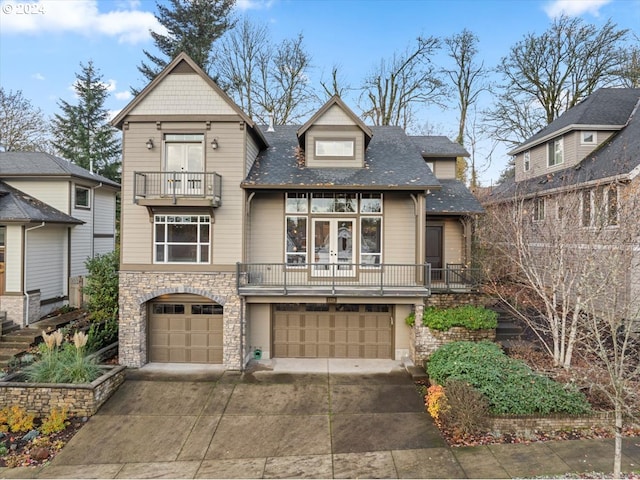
[
  {"left": 133, "top": 172, "right": 222, "bottom": 207},
  {"left": 236, "top": 263, "right": 481, "bottom": 296}
]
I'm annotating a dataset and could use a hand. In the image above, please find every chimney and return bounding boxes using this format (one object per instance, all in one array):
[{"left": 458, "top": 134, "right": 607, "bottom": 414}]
[{"left": 267, "top": 112, "right": 275, "bottom": 132}]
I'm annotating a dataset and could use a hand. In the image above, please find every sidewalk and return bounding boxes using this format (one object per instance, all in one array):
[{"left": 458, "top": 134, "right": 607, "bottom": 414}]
[{"left": 0, "top": 360, "right": 638, "bottom": 478}]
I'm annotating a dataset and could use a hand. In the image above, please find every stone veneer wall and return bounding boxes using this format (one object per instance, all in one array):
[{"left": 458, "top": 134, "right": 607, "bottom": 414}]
[
  {"left": 410, "top": 325, "right": 496, "bottom": 364},
  {"left": 426, "top": 292, "right": 490, "bottom": 309},
  {"left": 488, "top": 412, "right": 615, "bottom": 437},
  {"left": 0, "top": 365, "right": 125, "bottom": 417},
  {"left": 119, "top": 271, "right": 242, "bottom": 370},
  {"left": 0, "top": 292, "right": 41, "bottom": 328}
]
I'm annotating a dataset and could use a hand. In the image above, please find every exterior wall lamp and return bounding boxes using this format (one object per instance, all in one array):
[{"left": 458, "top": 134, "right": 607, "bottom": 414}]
[
  {"left": 146, "top": 139, "right": 154, "bottom": 150},
  {"left": 211, "top": 138, "right": 219, "bottom": 150}
]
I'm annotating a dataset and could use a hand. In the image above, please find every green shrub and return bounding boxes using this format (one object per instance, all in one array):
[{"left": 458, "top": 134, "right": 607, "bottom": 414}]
[
  {"left": 83, "top": 250, "right": 119, "bottom": 351},
  {"left": 410, "top": 305, "right": 498, "bottom": 331},
  {"left": 427, "top": 341, "right": 591, "bottom": 415}
]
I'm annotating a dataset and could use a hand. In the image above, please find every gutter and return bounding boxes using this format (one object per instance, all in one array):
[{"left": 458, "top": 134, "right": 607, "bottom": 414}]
[{"left": 24, "top": 222, "right": 46, "bottom": 326}]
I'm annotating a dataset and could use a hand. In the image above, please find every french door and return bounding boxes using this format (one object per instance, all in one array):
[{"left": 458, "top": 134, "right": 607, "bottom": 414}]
[
  {"left": 164, "top": 136, "right": 204, "bottom": 196},
  {"left": 312, "top": 218, "right": 355, "bottom": 276}
]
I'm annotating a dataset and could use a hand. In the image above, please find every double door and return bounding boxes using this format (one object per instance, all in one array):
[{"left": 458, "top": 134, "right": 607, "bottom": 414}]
[{"left": 312, "top": 218, "right": 355, "bottom": 276}]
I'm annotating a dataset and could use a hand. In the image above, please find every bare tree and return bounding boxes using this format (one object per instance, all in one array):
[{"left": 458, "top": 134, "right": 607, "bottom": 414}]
[
  {"left": 319, "top": 64, "right": 352, "bottom": 100},
  {"left": 618, "top": 45, "right": 640, "bottom": 88},
  {"left": 359, "top": 36, "right": 445, "bottom": 131},
  {"left": 0, "top": 88, "right": 50, "bottom": 152},
  {"left": 215, "top": 21, "right": 315, "bottom": 125},
  {"left": 485, "top": 16, "right": 628, "bottom": 147}
]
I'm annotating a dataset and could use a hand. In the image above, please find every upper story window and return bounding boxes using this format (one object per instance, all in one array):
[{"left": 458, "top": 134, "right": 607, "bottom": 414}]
[
  {"left": 581, "top": 131, "right": 596, "bottom": 145},
  {"left": 523, "top": 151, "right": 531, "bottom": 172},
  {"left": 426, "top": 162, "right": 435, "bottom": 173},
  {"left": 314, "top": 139, "right": 355, "bottom": 158},
  {"left": 311, "top": 193, "right": 357, "bottom": 213},
  {"left": 75, "top": 186, "right": 90, "bottom": 209},
  {"left": 548, "top": 138, "right": 564, "bottom": 167},
  {"left": 154, "top": 215, "right": 210, "bottom": 264},
  {"left": 165, "top": 134, "right": 204, "bottom": 172}
]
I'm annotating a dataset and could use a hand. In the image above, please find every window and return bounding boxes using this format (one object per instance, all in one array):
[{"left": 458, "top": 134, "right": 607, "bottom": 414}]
[
  {"left": 582, "top": 185, "right": 618, "bottom": 228},
  {"left": 533, "top": 197, "right": 545, "bottom": 221},
  {"left": 426, "top": 162, "right": 435, "bottom": 173},
  {"left": 315, "top": 139, "right": 355, "bottom": 158},
  {"left": 310, "top": 193, "right": 357, "bottom": 213},
  {"left": 75, "top": 186, "right": 90, "bottom": 208},
  {"left": 360, "top": 217, "right": 382, "bottom": 265},
  {"left": 606, "top": 185, "right": 618, "bottom": 226},
  {"left": 523, "top": 151, "right": 530, "bottom": 172},
  {"left": 581, "top": 190, "right": 592, "bottom": 227},
  {"left": 581, "top": 131, "right": 596, "bottom": 145},
  {"left": 165, "top": 134, "right": 204, "bottom": 172},
  {"left": 154, "top": 215, "right": 210, "bottom": 263},
  {"left": 286, "top": 216, "right": 307, "bottom": 265},
  {"left": 548, "top": 138, "right": 564, "bottom": 167}
]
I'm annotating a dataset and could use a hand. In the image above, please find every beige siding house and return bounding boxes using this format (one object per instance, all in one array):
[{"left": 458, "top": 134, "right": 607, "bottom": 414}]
[
  {"left": 0, "top": 154, "right": 119, "bottom": 326},
  {"left": 114, "top": 53, "right": 483, "bottom": 370}
]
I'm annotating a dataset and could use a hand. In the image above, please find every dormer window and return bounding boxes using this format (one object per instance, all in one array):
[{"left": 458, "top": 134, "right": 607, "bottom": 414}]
[
  {"left": 315, "top": 139, "right": 355, "bottom": 159},
  {"left": 581, "top": 131, "right": 596, "bottom": 145},
  {"left": 548, "top": 138, "right": 564, "bottom": 167}
]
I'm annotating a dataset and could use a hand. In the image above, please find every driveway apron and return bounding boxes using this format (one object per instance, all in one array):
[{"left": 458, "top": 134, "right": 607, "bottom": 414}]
[{"left": 35, "top": 367, "right": 463, "bottom": 479}]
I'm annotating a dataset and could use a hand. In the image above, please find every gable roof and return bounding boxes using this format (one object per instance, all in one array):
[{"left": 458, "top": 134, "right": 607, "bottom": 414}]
[
  {"left": 296, "top": 96, "right": 373, "bottom": 147},
  {"left": 411, "top": 136, "right": 470, "bottom": 157},
  {"left": 510, "top": 88, "right": 640, "bottom": 155},
  {"left": 0, "top": 181, "right": 83, "bottom": 224},
  {"left": 0, "top": 152, "right": 120, "bottom": 188},
  {"left": 111, "top": 52, "right": 267, "bottom": 149},
  {"left": 243, "top": 125, "right": 439, "bottom": 190},
  {"left": 487, "top": 98, "right": 640, "bottom": 203}
]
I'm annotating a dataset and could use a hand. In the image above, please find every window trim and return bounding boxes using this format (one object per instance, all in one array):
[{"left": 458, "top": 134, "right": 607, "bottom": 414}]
[
  {"left": 314, "top": 138, "right": 356, "bottom": 160},
  {"left": 153, "top": 214, "right": 211, "bottom": 264},
  {"left": 581, "top": 131, "right": 596, "bottom": 145},
  {"left": 547, "top": 138, "right": 564, "bottom": 167},
  {"left": 74, "top": 185, "right": 90, "bottom": 209},
  {"left": 523, "top": 150, "right": 530, "bottom": 172},
  {"left": 533, "top": 197, "right": 545, "bottom": 222}
]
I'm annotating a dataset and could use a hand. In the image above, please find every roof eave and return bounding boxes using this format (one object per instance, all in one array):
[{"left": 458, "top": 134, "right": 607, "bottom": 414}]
[{"left": 509, "top": 124, "right": 625, "bottom": 156}]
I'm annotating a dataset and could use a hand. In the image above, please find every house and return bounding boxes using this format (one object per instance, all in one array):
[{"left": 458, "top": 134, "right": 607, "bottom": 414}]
[
  {"left": 113, "top": 52, "right": 483, "bottom": 370},
  {"left": 483, "top": 87, "right": 640, "bottom": 321},
  {"left": 0, "top": 152, "right": 120, "bottom": 327}
]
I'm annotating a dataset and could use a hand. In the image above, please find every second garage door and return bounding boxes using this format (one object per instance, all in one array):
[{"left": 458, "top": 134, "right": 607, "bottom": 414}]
[
  {"left": 149, "top": 297, "right": 223, "bottom": 363},
  {"left": 273, "top": 303, "right": 393, "bottom": 359}
]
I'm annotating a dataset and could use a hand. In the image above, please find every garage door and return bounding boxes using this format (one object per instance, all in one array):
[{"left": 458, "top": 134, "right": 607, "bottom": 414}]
[
  {"left": 149, "top": 297, "right": 223, "bottom": 363},
  {"left": 273, "top": 304, "right": 392, "bottom": 358}
]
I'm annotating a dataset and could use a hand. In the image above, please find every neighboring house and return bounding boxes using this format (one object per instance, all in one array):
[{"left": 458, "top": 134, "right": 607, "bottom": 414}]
[
  {"left": 483, "top": 87, "right": 640, "bottom": 320},
  {"left": 113, "top": 52, "right": 483, "bottom": 370},
  {"left": 0, "top": 152, "right": 120, "bottom": 326}
]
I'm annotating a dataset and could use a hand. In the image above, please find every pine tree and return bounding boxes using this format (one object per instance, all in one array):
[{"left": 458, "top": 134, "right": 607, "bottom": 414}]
[
  {"left": 135, "top": 0, "right": 236, "bottom": 91},
  {"left": 51, "top": 61, "right": 121, "bottom": 181}
]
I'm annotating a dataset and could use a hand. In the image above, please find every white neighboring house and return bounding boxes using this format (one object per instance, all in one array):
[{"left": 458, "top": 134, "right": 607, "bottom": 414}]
[{"left": 0, "top": 152, "right": 120, "bottom": 327}]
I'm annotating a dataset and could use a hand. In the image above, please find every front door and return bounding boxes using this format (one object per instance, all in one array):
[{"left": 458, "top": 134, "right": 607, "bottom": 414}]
[
  {"left": 426, "top": 225, "right": 443, "bottom": 281},
  {"left": 312, "top": 219, "right": 355, "bottom": 276}
]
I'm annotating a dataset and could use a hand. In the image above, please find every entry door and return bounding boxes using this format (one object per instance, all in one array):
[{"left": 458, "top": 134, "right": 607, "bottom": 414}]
[
  {"left": 426, "top": 225, "right": 443, "bottom": 281},
  {"left": 312, "top": 219, "right": 355, "bottom": 276},
  {"left": 165, "top": 143, "right": 204, "bottom": 195}
]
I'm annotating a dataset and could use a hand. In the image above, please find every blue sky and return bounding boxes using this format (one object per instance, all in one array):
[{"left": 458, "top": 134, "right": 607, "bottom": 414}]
[{"left": 1, "top": 0, "right": 639, "bottom": 184}]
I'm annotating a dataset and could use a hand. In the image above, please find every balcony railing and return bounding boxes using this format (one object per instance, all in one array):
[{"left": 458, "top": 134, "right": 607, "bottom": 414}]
[
  {"left": 134, "top": 171, "right": 222, "bottom": 206},
  {"left": 430, "top": 264, "right": 482, "bottom": 292},
  {"left": 236, "top": 263, "right": 481, "bottom": 296}
]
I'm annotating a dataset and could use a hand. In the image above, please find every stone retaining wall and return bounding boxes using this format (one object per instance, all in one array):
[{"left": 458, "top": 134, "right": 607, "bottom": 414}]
[
  {"left": 488, "top": 411, "right": 615, "bottom": 437},
  {"left": 0, "top": 365, "right": 126, "bottom": 417},
  {"left": 427, "top": 292, "right": 490, "bottom": 309},
  {"left": 410, "top": 325, "right": 496, "bottom": 364}
]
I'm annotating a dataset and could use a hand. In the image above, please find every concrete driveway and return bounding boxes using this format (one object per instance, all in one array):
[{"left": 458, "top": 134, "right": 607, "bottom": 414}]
[{"left": 33, "top": 360, "right": 465, "bottom": 479}]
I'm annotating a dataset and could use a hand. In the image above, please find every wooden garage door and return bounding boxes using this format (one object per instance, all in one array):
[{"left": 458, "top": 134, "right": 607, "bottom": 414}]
[
  {"left": 273, "top": 304, "right": 392, "bottom": 359},
  {"left": 149, "top": 300, "right": 223, "bottom": 363}
]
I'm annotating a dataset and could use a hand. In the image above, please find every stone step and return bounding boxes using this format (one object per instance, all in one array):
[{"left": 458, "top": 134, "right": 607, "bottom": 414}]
[
  {"left": 0, "top": 347, "right": 25, "bottom": 362},
  {"left": 1, "top": 328, "right": 42, "bottom": 345}
]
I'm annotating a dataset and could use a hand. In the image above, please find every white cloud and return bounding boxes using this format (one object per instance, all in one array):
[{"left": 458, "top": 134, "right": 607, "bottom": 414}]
[
  {"left": 32, "top": 73, "right": 45, "bottom": 80},
  {"left": 115, "top": 91, "right": 132, "bottom": 101},
  {"left": 236, "top": 0, "right": 275, "bottom": 11},
  {"left": 544, "top": 0, "right": 612, "bottom": 18},
  {"left": 0, "top": 0, "right": 164, "bottom": 44}
]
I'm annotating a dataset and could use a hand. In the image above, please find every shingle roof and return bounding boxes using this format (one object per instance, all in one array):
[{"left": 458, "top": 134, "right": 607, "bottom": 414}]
[
  {"left": 511, "top": 88, "right": 640, "bottom": 155},
  {"left": 488, "top": 97, "right": 640, "bottom": 203},
  {"left": 243, "top": 125, "right": 440, "bottom": 190},
  {"left": 0, "top": 181, "right": 84, "bottom": 224},
  {"left": 427, "top": 179, "right": 484, "bottom": 214},
  {"left": 0, "top": 152, "right": 120, "bottom": 188},
  {"left": 411, "top": 136, "right": 470, "bottom": 157}
]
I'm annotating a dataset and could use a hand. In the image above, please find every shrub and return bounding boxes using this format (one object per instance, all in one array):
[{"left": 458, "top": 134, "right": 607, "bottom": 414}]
[
  {"left": 423, "top": 305, "right": 498, "bottom": 331},
  {"left": 40, "top": 407, "right": 69, "bottom": 435},
  {"left": 0, "top": 406, "right": 35, "bottom": 433},
  {"left": 440, "top": 380, "right": 490, "bottom": 435},
  {"left": 425, "top": 384, "right": 448, "bottom": 421},
  {"left": 427, "top": 341, "right": 591, "bottom": 415},
  {"left": 83, "top": 250, "right": 119, "bottom": 351}
]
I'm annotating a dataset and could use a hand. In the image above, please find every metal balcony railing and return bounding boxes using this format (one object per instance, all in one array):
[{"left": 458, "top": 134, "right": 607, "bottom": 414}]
[
  {"left": 429, "top": 264, "right": 482, "bottom": 291},
  {"left": 133, "top": 171, "right": 222, "bottom": 206}
]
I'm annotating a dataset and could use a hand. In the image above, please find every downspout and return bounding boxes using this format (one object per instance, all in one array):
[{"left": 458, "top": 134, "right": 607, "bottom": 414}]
[
  {"left": 24, "top": 222, "right": 46, "bottom": 326},
  {"left": 90, "top": 183, "right": 103, "bottom": 259}
]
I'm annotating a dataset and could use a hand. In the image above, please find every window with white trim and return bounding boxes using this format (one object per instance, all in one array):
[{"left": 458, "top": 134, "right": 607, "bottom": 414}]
[
  {"left": 75, "top": 186, "right": 90, "bottom": 209},
  {"left": 533, "top": 197, "right": 545, "bottom": 221},
  {"left": 154, "top": 215, "right": 210, "bottom": 263},
  {"left": 548, "top": 138, "right": 564, "bottom": 167},
  {"left": 581, "top": 131, "right": 596, "bottom": 145},
  {"left": 523, "top": 150, "right": 530, "bottom": 172},
  {"left": 315, "top": 139, "right": 355, "bottom": 158}
]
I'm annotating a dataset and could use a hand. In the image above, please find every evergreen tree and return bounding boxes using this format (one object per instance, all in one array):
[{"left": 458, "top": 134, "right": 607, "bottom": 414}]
[
  {"left": 52, "top": 61, "right": 121, "bottom": 182},
  {"left": 135, "top": 0, "right": 236, "bottom": 91}
]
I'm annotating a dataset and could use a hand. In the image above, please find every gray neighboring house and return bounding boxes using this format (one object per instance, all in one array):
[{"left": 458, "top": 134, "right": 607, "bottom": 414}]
[{"left": 0, "top": 152, "right": 120, "bottom": 326}]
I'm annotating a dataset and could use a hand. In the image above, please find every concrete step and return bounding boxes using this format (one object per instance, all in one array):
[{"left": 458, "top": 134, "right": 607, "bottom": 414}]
[
  {"left": 0, "top": 347, "right": 25, "bottom": 362},
  {"left": 1, "top": 328, "right": 41, "bottom": 344}
]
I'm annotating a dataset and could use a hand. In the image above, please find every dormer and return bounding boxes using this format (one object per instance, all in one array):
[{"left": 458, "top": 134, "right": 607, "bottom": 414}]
[{"left": 296, "top": 96, "right": 373, "bottom": 168}]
